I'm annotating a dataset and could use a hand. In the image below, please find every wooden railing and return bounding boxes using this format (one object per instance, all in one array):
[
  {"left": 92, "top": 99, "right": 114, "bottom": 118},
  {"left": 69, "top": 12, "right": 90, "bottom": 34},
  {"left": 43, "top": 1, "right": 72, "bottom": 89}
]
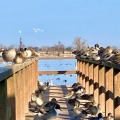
[
  {"left": 1, "top": 57, "right": 120, "bottom": 119},
  {"left": 77, "top": 58, "right": 120, "bottom": 119},
  {"left": 38, "top": 70, "right": 77, "bottom": 75},
  {"left": 0, "top": 58, "right": 38, "bottom": 120}
]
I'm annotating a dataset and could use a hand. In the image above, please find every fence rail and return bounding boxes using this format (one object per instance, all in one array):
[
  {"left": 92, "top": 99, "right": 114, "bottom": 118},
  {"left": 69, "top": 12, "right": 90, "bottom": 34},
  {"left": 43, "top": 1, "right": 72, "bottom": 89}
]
[
  {"left": 0, "top": 58, "right": 38, "bottom": 120},
  {"left": 38, "top": 70, "right": 77, "bottom": 75},
  {"left": 0, "top": 57, "right": 120, "bottom": 119},
  {"left": 77, "top": 58, "right": 120, "bottom": 119}
]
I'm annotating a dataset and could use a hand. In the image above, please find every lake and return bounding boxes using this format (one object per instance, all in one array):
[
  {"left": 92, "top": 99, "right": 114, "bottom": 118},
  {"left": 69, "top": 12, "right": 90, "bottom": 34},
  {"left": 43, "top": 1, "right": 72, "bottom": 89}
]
[
  {"left": 0, "top": 59, "right": 77, "bottom": 85},
  {"left": 38, "top": 59, "right": 77, "bottom": 85}
]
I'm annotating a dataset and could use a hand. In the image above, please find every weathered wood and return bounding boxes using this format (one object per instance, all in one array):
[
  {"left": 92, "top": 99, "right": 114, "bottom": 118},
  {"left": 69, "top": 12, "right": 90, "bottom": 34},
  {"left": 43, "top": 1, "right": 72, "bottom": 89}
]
[
  {"left": 93, "top": 64, "right": 99, "bottom": 104},
  {"left": 39, "top": 56, "right": 75, "bottom": 60},
  {"left": 78, "top": 58, "right": 120, "bottom": 70},
  {"left": 105, "top": 67, "right": 114, "bottom": 116},
  {"left": 99, "top": 65, "right": 105, "bottom": 115},
  {"left": 85, "top": 62, "right": 89, "bottom": 94},
  {"left": 114, "top": 69, "right": 120, "bottom": 119},
  {"left": 0, "top": 58, "right": 38, "bottom": 120},
  {"left": 89, "top": 63, "right": 94, "bottom": 94},
  {"left": 38, "top": 70, "right": 77, "bottom": 75},
  {"left": 77, "top": 61, "right": 80, "bottom": 82},
  {"left": 82, "top": 62, "right": 85, "bottom": 87}
]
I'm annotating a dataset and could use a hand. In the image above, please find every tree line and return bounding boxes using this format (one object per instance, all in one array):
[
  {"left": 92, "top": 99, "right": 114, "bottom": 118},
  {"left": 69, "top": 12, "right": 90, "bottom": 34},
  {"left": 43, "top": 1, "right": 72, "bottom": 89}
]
[{"left": 1, "top": 37, "right": 118, "bottom": 54}]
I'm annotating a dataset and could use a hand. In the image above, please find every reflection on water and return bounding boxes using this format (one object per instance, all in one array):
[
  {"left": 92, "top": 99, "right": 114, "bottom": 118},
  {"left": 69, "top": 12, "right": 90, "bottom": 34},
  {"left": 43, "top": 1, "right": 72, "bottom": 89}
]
[{"left": 38, "top": 59, "right": 77, "bottom": 85}]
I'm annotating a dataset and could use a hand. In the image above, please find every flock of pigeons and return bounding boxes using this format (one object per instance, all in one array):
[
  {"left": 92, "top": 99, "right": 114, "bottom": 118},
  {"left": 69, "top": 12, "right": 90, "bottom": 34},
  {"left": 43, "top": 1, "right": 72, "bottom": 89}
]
[
  {"left": 73, "top": 44, "right": 120, "bottom": 64},
  {"left": 1, "top": 47, "right": 39, "bottom": 65},
  {"left": 28, "top": 81, "right": 114, "bottom": 120}
]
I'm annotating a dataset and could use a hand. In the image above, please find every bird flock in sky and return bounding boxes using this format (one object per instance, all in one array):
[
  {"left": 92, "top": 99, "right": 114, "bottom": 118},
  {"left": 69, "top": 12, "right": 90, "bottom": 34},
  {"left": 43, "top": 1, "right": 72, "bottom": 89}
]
[{"left": 18, "top": 28, "right": 44, "bottom": 34}]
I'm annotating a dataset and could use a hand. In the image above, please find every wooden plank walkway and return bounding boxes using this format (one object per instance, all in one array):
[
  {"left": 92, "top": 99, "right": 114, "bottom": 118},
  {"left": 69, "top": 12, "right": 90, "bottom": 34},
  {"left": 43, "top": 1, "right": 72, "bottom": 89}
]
[
  {"left": 25, "top": 85, "right": 101, "bottom": 120},
  {"left": 25, "top": 85, "right": 76, "bottom": 120}
]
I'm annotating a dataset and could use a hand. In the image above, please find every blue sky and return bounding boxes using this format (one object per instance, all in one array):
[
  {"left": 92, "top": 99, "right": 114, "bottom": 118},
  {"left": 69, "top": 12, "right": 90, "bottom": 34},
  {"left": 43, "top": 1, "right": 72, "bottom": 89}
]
[{"left": 0, "top": 0, "right": 120, "bottom": 48}]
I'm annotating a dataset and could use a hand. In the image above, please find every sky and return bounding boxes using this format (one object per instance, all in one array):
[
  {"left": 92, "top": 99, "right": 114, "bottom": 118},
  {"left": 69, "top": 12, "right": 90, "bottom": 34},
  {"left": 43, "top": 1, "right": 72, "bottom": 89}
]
[{"left": 0, "top": 0, "right": 120, "bottom": 48}]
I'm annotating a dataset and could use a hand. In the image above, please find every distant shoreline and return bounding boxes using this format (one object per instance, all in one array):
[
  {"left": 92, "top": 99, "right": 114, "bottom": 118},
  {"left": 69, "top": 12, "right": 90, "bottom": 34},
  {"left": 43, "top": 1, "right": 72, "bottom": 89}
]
[
  {"left": 0, "top": 56, "right": 76, "bottom": 62},
  {"left": 39, "top": 56, "right": 76, "bottom": 60}
]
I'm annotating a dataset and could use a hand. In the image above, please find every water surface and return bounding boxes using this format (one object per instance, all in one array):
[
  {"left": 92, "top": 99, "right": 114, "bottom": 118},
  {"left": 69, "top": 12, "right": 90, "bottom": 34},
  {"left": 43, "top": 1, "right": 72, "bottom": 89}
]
[{"left": 38, "top": 59, "right": 77, "bottom": 85}]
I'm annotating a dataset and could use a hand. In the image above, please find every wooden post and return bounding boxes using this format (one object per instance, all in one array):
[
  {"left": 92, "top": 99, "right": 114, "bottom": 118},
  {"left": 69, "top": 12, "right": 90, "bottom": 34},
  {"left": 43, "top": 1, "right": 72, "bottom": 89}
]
[
  {"left": 0, "top": 80, "right": 7, "bottom": 120},
  {"left": 114, "top": 69, "right": 120, "bottom": 119},
  {"left": 82, "top": 62, "right": 85, "bottom": 87},
  {"left": 25, "top": 66, "right": 29, "bottom": 114},
  {"left": 77, "top": 60, "right": 80, "bottom": 83},
  {"left": 35, "top": 60, "right": 38, "bottom": 90},
  {"left": 85, "top": 62, "right": 89, "bottom": 94},
  {"left": 21, "top": 68, "right": 26, "bottom": 119},
  {"left": 89, "top": 63, "right": 94, "bottom": 94},
  {"left": 79, "top": 61, "right": 83, "bottom": 84},
  {"left": 93, "top": 64, "right": 99, "bottom": 104},
  {"left": 14, "top": 70, "right": 22, "bottom": 120},
  {"left": 105, "top": 67, "right": 114, "bottom": 116},
  {"left": 99, "top": 65, "right": 105, "bottom": 116},
  {"left": 7, "top": 75, "right": 15, "bottom": 120}
]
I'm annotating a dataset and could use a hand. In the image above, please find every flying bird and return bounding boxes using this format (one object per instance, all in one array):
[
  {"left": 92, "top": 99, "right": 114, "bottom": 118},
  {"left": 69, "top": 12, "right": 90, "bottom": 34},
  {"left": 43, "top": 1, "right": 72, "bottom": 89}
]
[
  {"left": 33, "top": 28, "right": 44, "bottom": 33},
  {"left": 19, "top": 30, "right": 22, "bottom": 33}
]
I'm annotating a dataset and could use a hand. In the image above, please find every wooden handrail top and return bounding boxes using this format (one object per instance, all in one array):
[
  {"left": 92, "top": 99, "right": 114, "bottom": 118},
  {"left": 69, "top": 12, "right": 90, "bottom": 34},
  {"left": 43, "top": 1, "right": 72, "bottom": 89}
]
[
  {"left": 78, "top": 58, "right": 120, "bottom": 70},
  {"left": 39, "top": 70, "right": 77, "bottom": 75},
  {"left": 0, "top": 57, "right": 38, "bottom": 82}
]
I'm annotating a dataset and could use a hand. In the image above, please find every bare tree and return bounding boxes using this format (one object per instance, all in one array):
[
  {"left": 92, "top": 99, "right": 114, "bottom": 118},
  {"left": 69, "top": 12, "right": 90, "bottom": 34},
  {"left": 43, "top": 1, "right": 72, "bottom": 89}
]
[
  {"left": 0, "top": 44, "right": 4, "bottom": 50},
  {"left": 41, "top": 46, "right": 49, "bottom": 52},
  {"left": 65, "top": 46, "right": 72, "bottom": 51},
  {"left": 72, "top": 37, "right": 88, "bottom": 51}
]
